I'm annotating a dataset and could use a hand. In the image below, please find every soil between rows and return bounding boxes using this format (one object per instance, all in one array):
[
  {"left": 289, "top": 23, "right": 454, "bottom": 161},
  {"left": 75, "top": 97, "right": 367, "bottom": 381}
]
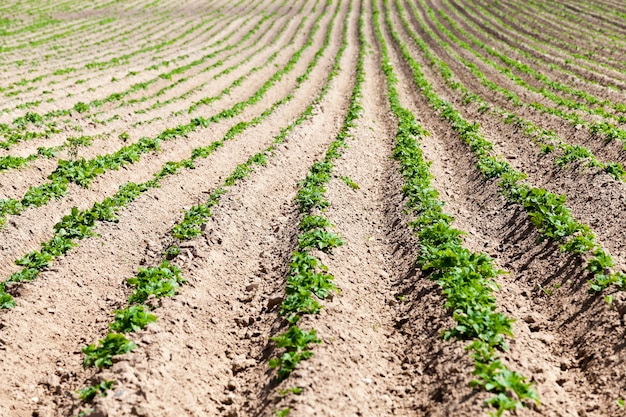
[
  {"left": 0, "top": 4, "right": 304, "bottom": 201},
  {"left": 0, "top": 0, "right": 324, "bottom": 279},
  {"left": 382, "top": 0, "right": 626, "bottom": 415},
  {"left": 1, "top": 0, "right": 626, "bottom": 416},
  {"left": 0, "top": 1, "right": 344, "bottom": 414},
  {"left": 394, "top": 0, "right": 626, "bottom": 272}
]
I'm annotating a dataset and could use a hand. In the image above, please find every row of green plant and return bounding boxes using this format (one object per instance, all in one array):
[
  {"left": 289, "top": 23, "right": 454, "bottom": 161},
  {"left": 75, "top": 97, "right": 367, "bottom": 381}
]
[
  {"left": 0, "top": 10, "right": 288, "bottom": 176},
  {"left": 0, "top": 135, "right": 158, "bottom": 227},
  {"left": 433, "top": 0, "right": 617, "bottom": 113},
  {"left": 450, "top": 0, "right": 624, "bottom": 94},
  {"left": 134, "top": 13, "right": 286, "bottom": 112},
  {"left": 82, "top": 7, "right": 229, "bottom": 71},
  {"left": 121, "top": 11, "right": 276, "bottom": 110},
  {"left": 0, "top": 13, "right": 207, "bottom": 105},
  {"left": 0, "top": 9, "right": 282, "bottom": 164},
  {"left": 449, "top": 0, "right": 626, "bottom": 94},
  {"left": 3, "top": 7, "right": 154, "bottom": 65},
  {"left": 574, "top": 0, "right": 626, "bottom": 24},
  {"left": 501, "top": 0, "right": 624, "bottom": 60},
  {"left": 488, "top": 0, "right": 626, "bottom": 74},
  {"left": 0, "top": 0, "right": 338, "bottom": 308},
  {"left": 0, "top": 114, "right": 60, "bottom": 149},
  {"left": 1, "top": 6, "right": 207, "bottom": 99},
  {"left": 177, "top": 10, "right": 310, "bottom": 115},
  {"left": 0, "top": 8, "right": 60, "bottom": 38},
  {"left": 426, "top": 1, "right": 626, "bottom": 147},
  {"left": 171, "top": 0, "right": 339, "bottom": 241},
  {"left": 5, "top": 8, "right": 222, "bottom": 110},
  {"left": 0, "top": 2, "right": 328, "bottom": 228},
  {"left": 374, "top": 2, "right": 538, "bottom": 414},
  {"left": 397, "top": 0, "right": 626, "bottom": 180},
  {"left": 73, "top": 2, "right": 348, "bottom": 408},
  {"left": 0, "top": 15, "right": 134, "bottom": 95},
  {"left": 0, "top": 16, "right": 113, "bottom": 53},
  {"left": 270, "top": 0, "right": 362, "bottom": 388},
  {"left": 389, "top": 0, "right": 625, "bottom": 289},
  {"left": 0, "top": 0, "right": 156, "bottom": 81},
  {"left": 530, "top": 0, "right": 626, "bottom": 50},
  {"left": 0, "top": 4, "right": 259, "bottom": 137},
  {"left": 0, "top": 134, "right": 101, "bottom": 173}
]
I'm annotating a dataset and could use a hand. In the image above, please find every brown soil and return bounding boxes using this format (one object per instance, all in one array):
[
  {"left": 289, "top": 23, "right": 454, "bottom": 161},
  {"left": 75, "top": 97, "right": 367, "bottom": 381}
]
[{"left": 2, "top": 0, "right": 626, "bottom": 416}]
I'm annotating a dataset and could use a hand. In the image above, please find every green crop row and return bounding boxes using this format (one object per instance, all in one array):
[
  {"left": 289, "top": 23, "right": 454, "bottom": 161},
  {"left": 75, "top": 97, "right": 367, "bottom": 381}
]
[
  {"left": 78, "top": 10, "right": 262, "bottom": 108},
  {"left": 0, "top": 13, "right": 155, "bottom": 96},
  {"left": 0, "top": 11, "right": 288, "bottom": 177},
  {"left": 0, "top": 134, "right": 98, "bottom": 173},
  {"left": 397, "top": 0, "right": 625, "bottom": 180},
  {"left": 83, "top": 12, "right": 223, "bottom": 71},
  {"left": 483, "top": 0, "right": 626, "bottom": 75},
  {"left": 0, "top": 0, "right": 335, "bottom": 308},
  {"left": 0, "top": 16, "right": 114, "bottom": 53},
  {"left": 269, "top": 6, "right": 361, "bottom": 406},
  {"left": 172, "top": 0, "right": 337, "bottom": 241},
  {"left": 0, "top": 2, "right": 328, "bottom": 229},
  {"left": 444, "top": 0, "right": 624, "bottom": 92},
  {"left": 374, "top": 2, "right": 538, "bottom": 414},
  {"left": 134, "top": 12, "right": 298, "bottom": 115},
  {"left": 521, "top": 1, "right": 624, "bottom": 48},
  {"left": 125, "top": 10, "right": 276, "bottom": 108},
  {"left": 427, "top": 2, "right": 626, "bottom": 147},
  {"left": 387, "top": 0, "right": 625, "bottom": 293},
  {"left": 139, "top": 13, "right": 287, "bottom": 111},
  {"left": 0, "top": 7, "right": 265, "bottom": 144},
  {"left": 446, "top": 0, "right": 620, "bottom": 95},
  {"left": 0, "top": 113, "right": 60, "bottom": 149},
  {"left": 1, "top": 12, "right": 187, "bottom": 104},
  {"left": 74, "top": 1, "right": 346, "bottom": 407}
]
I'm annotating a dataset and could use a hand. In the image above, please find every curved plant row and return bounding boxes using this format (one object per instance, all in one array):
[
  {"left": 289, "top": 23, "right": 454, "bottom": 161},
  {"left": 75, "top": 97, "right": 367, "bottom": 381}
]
[
  {"left": 0, "top": 8, "right": 276, "bottom": 149},
  {"left": 72, "top": 1, "right": 352, "bottom": 410},
  {"left": 477, "top": 0, "right": 626, "bottom": 76},
  {"left": 516, "top": 0, "right": 626, "bottom": 55},
  {"left": 0, "top": 9, "right": 186, "bottom": 101},
  {"left": 386, "top": 0, "right": 625, "bottom": 294},
  {"left": 0, "top": 4, "right": 304, "bottom": 179},
  {"left": 396, "top": 0, "right": 626, "bottom": 180},
  {"left": 425, "top": 1, "right": 626, "bottom": 147},
  {"left": 373, "top": 1, "right": 538, "bottom": 415},
  {"left": 0, "top": 0, "right": 327, "bottom": 229},
  {"left": 269, "top": 1, "right": 363, "bottom": 399},
  {"left": 44, "top": 9, "right": 260, "bottom": 116},
  {"left": 0, "top": 1, "right": 264, "bottom": 125},
  {"left": 0, "top": 0, "right": 339, "bottom": 307},
  {"left": 0, "top": 6, "right": 304, "bottom": 177},
  {"left": 447, "top": 0, "right": 626, "bottom": 94},
  {"left": 132, "top": 12, "right": 287, "bottom": 113},
  {"left": 0, "top": 3, "right": 227, "bottom": 109}
]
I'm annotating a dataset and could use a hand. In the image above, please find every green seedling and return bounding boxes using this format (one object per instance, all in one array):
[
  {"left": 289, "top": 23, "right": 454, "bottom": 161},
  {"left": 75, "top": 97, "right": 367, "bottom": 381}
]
[
  {"left": 278, "top": 387, "right": 303, "bottom": 396},
  {"left": 109, "top": 305, "right": 156, "bottom": 333},
  {"left": 340, "top": 176, "right": 359, "bottom": 190},
  {"left": 127, "top": 260, "right": 184, "bottom": 304},
  {"left": 76, "top": 380, "right": 114, "bottom": 402},
  {"left": 269, "top": 326, "right": 320, "bottom": 380},
  {"left": 297, "top": 229, "right": 344, "bottom": 253},
  {"left": 82, "top": 333, "right": 136, "bottom": 368}
]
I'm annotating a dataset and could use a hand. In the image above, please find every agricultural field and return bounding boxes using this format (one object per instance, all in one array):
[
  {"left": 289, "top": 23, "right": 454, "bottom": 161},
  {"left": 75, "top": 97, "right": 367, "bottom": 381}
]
[{"left": 1, "top": 0, "right": 626, "bottom": 415}]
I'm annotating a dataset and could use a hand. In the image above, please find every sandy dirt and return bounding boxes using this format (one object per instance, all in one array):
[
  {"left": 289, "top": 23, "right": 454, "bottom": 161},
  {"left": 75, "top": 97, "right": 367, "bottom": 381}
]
[{"left": 1, "top": 0, "right": 626, "bottom": 416}]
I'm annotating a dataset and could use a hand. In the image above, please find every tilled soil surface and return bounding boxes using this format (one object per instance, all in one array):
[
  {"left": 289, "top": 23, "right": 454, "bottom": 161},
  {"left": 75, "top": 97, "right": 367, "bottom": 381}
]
[{"left": 1, "top": 0, "right": 626, "bottom": 416}]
